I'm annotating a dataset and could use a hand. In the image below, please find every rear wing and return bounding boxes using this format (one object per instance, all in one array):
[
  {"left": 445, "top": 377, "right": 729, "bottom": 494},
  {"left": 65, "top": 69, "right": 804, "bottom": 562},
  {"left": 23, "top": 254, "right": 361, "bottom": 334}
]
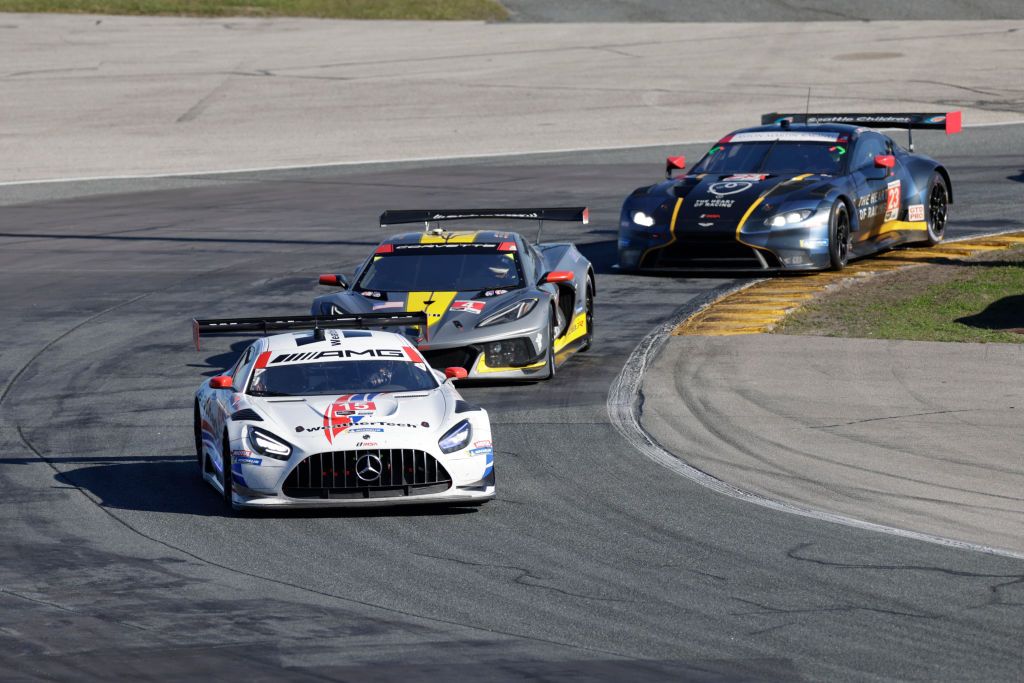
[
  {"left": 379, "top": 207, "right": 589, "bottom": 227},
  {"left": 761, "top": 111, "right": 961, "bottom": 152},
  {"left": 191, "top": 312, "right": 428, "bottom": 351},
  {"left": 761, "top": 111, "right": 961, "bottom": 133}
]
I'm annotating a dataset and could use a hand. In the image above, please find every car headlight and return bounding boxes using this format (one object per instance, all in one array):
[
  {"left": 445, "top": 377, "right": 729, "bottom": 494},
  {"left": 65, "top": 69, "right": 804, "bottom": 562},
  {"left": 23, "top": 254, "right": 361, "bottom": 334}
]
[
  {"left": 477, "top": 298, "right": 537, "bottom": 328},
  {"left": 438, "top": 420, "right": 472, "bottom": 454},
  {"left": 246, "top": 425, "right": 292, "bottom": 460},
  {"left": 632, "top": 211, "right": 656, "bottom": 227},
  {"left": 765, "top": 209, "right": 814, "bottom": 228}
]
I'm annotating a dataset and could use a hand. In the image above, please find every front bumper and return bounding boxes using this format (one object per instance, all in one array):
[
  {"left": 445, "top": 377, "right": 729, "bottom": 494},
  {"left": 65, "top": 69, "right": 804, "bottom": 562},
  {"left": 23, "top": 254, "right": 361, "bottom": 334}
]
[
  {"left": 618, "top": 226, "right": 832, "bottom": 271},
  {"left": 229, "top": 442, "right": 495, "bottom": 508}
]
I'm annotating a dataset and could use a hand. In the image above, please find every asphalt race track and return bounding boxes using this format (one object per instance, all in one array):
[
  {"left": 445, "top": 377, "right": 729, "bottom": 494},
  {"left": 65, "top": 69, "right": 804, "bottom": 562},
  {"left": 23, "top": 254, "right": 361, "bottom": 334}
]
[{"left": 1, "top": 128, "right": 1023, "bottom": 681}]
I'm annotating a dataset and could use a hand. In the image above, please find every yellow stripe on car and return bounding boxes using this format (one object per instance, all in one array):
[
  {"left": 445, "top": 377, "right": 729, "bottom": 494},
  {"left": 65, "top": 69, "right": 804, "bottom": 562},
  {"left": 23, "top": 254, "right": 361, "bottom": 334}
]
[
  {"left": 405, "top": 291, "right": 457, "bottom": 329},
  {"left": 553, "top": 312, "right": 588, "bottom": 353}
]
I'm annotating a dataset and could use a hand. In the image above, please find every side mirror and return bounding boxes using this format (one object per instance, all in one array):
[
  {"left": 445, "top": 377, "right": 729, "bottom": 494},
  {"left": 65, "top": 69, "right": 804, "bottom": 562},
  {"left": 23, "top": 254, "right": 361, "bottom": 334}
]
[
  {"left": 665, "top": 155, "right": 686, "bottom": 178},
  {"left": 318, "top": 273, "right": 349, "bottom": 289},
  {"left": 209, "top": 375, "right": 233, "bottom": 389},
  {"left": 541, "top": 271, "right": 574, "bottom": 284},
  {"left": 873, "top": 154, "right": 895, "bottom": 169},
  {"left": 444, "top": 367, "right": 468, "bottom": 381}
]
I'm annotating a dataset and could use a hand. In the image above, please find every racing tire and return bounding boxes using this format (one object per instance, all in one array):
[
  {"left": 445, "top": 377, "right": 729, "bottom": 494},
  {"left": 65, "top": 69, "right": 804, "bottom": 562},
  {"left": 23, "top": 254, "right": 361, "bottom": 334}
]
[
  {"left": 194, "top": 403, "right": 203, "bottom": 473},
  {"left": 828, "top": 201, "right": 851, "bottom": 271},
  {"left": 925, "top": 173, "right": 949, "bottom": 246},
  {"left": 220, "top": 434, "right": 233, "bottom": 508},
  {"left": 579, "top": 282, "right": 594, "bottom": 353},
  {"left": 541, "top": 309, "right": 557, "bottom": 381}
]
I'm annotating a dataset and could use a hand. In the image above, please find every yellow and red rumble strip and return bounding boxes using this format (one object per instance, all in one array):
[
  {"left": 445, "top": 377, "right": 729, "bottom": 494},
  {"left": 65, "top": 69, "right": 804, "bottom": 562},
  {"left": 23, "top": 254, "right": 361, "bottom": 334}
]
[{"left": 674, "top": 231, "right": 1024, "bottom": 337}]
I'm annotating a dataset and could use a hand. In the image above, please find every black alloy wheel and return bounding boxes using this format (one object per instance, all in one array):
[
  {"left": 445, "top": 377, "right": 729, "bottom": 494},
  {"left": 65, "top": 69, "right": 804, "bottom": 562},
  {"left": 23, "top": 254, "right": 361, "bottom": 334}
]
[
  {"left": 579, "top": 282, "right": 594, "bottom": 352},
  {"left": 194, "top": 404, "right": 203, "bottom": 472},
  {"left": 926, "top": 173, "right": 949, "bottom": 245},
  {"left": 221, "top": 434, "right": 233, "bottom": 507},
  {"left": 829, "top": 201, "right": 851, "bottom": 271},
  {"left": 542, "top": 309, "right": 557, "bottom": 381}
]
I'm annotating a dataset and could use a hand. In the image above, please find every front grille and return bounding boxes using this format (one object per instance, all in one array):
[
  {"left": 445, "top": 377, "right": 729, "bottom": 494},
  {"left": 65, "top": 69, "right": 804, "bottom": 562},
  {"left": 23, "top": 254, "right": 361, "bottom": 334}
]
[
  {"left": 422, "top": 347, "right": 478, "bottom": 371},
  {"left": 282, "top": 449, "right": 452, "bottom": 499},
  {"left": 650, "top": 237, "right": 780, "bottom": 270}
]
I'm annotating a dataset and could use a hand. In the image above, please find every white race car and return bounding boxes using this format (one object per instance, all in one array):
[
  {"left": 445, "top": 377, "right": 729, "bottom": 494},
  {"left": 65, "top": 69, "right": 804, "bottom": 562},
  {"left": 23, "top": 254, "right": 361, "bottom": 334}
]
[{"left": 192, "top": 313, "right": 495, "bottom": 509}]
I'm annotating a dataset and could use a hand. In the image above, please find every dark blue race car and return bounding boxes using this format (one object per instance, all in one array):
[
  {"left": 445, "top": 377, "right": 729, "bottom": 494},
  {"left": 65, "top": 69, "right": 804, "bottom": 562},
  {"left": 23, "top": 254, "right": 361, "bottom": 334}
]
[{"left": 618, "top": 111, "right": 962, "bottom": 271}]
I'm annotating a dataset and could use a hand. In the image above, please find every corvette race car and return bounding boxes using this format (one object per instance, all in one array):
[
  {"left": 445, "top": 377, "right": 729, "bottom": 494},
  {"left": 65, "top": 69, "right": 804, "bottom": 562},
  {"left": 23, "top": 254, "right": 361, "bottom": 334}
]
[
  {"left": 192, "top": 312, "right": 495, "bottom": 509},
  {"left": 619, "top": 111, "right": 962, "bottom": 271},
  {"left": 313, "top": 208, "right": 595, "bottom": 381}
]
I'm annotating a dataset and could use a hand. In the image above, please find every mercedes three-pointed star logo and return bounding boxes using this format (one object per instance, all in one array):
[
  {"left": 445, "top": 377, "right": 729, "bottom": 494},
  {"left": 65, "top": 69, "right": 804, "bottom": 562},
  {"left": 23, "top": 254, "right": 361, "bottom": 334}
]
[{"left": 355, "top": 454, "right": 382, "bottom": 482}]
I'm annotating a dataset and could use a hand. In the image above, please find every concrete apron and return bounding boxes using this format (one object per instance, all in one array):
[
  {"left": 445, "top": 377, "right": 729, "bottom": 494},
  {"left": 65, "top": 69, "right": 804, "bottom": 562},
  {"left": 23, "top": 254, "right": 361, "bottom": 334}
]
[
  {"left": 642, "top": 333, "right": 1024, "bottom": 555},
  {"left": 1, "top": 14, "right": 1023, "bottom": 182}
]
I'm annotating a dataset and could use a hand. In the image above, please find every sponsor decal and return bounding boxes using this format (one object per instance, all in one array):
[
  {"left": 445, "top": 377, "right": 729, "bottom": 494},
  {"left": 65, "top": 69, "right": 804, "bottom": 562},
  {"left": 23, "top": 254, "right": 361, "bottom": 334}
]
[
  {"left": 328, "top": 329, "right": 342, "bottom": 346},
  {"left": 231, "top": 450, "right": 254, "bottom": 457},
  {"left": 451, "top": 300, "right": 485, "bottom": 314},
  {"left": 884, "top": 180, "right": 901, "bottom": 222},
  {"left": 473, "top": 440, "right": 492, "bottom": 449},
  {"left": 708, "top": 181, "right": 753, "bottom": 196},
  {"left": 483, "top": 289, "right": 508, "bottom": 297},
  {"left": 271, "top": 349, "right": 406, "bottom": 364},
  {"left": 729, "top": 131, "right": 842, "bottom": 143},
  {"left": 372, "top": 301, "right": 404, "bottom": 310},
  {"left": 722, "top": 174, "right": 768, "bottom": 182},
  {"left": 908, "top": 204, "right": 925, "bottom": 221},
  {"left": 924, "top": 115, "right": 946, "bottom": 124},
  {"left": 357, "top": 441, "right": 380, "bottom": 447},
  {"left": 693, "top": 198, "right": 736, "bottom": 209},
  {"left": 359, "top": 290, "right": 384, "bottom": 299},
  {"left": 297, "top": 420, "right": 421, "bottom": 433},
  {"left": 699, "top": 214, "right": 721, "bottom": 219},
  {"left": 348, "top": 427, "right": 385, "bottom": 433},
  {"left": 470, "top": 447, "right": 493, "bottom": 457},
  {"left": 235, "top": 456, "right": 262, "bottom": 466},
  {"left": 395, "top": 243, "right": 497, "bottom": 250}
]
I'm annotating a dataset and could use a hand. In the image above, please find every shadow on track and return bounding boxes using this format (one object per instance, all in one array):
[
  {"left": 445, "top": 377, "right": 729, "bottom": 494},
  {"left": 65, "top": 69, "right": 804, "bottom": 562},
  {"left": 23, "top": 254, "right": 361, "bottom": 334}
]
[{"left": 52, "top": 457, "right": 480, "bottom": 518}]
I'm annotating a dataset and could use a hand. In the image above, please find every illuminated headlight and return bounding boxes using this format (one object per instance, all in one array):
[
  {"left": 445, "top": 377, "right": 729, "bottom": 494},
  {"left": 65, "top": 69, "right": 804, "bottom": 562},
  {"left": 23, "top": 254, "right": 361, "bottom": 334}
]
[
  {"left": 438, "top": 420, "right": 472, "bottom": 454},
  {"left": 246, "top": 425, "right": 291, "bottom": 460},
  {"left": 799, "top": 239, "right": 829, "bottom": 249},
  {"left": 632, "top": 211, "right": 656, "bottom": 227},
  {"left": 477, "top": 298, "right": 537, "bottom": 328},
  {"left": 766, "top": 209, "right": 814, "bottom": 228}
]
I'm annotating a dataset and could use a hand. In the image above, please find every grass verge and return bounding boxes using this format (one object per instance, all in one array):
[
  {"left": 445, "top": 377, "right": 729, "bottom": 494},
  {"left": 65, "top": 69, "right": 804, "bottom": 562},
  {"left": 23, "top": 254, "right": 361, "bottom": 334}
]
[
  {"left": 0, "top": 0, "right": 509, "bottom": 20},
  {"left": 777, "top": 246, "right": 1024, "bottom": 343}
]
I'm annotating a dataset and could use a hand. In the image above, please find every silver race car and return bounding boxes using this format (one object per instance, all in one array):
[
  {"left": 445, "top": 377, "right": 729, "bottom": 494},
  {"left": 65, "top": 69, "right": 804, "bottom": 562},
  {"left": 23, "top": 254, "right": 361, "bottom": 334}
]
[
  {"left": 192, "top": 313, "right": 495, "bottom": 510},
  {"left": 312, "top": 208, "right": 595, "bottom": 381}
]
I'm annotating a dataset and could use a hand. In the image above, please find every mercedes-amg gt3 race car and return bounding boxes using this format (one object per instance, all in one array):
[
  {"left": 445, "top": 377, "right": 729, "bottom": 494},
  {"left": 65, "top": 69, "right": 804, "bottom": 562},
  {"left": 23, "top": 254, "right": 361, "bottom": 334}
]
[
  {"left": 192, "top": 313, "right": 495, "bottom": 510},
  {"left": 313, "top": 208, "right": 595, "bottom": 381},
  {"left": 619, "top": 111, "right": 961, "bottom": 271}
]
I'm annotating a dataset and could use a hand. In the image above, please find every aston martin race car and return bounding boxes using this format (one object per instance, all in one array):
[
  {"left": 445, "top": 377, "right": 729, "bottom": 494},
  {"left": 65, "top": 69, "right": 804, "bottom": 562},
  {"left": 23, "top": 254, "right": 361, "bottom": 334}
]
[
  {"left": 313, "top": 208, "right": 595, "bottom": 381},
  {"left": 192, "top": 312, "right": 495, "bottom": 509},
  {"left": 618, "top": 111, "right": 962, "bottom": 271}
]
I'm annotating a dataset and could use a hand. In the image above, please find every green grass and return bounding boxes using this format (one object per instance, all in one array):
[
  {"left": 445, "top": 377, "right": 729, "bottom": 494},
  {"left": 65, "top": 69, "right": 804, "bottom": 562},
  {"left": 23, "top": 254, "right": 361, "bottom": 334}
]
[
  {"left": 0, "top": 0, "right": 509, "bottom": 20},
  {"left": 779, "top": 254, "right": 1024, "bottom": 343}
]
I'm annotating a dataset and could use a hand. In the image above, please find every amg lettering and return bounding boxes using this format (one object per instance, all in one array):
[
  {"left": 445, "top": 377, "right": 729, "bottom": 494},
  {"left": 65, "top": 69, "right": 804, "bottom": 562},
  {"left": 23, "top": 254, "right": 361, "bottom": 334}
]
[{"left": 271, "top": 349, "right": 408, "bottom": 363}]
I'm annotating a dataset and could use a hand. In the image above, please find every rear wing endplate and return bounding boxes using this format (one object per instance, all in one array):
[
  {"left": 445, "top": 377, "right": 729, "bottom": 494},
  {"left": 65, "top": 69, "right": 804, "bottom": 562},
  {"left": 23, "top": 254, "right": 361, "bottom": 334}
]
[{"left": 191, "top": 312, "right": 428, "bottom": 351}]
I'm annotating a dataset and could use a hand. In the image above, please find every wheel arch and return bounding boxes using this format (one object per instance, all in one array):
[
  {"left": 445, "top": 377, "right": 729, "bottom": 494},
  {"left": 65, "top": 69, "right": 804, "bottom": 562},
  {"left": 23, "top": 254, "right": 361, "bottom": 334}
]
[{"left": 934, "top": 165, "right": 953, "bottom": 203}]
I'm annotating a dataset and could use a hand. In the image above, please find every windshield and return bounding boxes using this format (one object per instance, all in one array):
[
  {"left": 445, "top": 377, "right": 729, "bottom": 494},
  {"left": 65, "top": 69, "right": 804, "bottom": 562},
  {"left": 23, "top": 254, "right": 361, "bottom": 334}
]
[
  {"left": 248, "top": 360, "right": 438, "bottom": 396},
  {"left": 357, "top": 251, "right": 521, "bottom": 292},
  {"left": 692, "top": 141, "right": 847, "bottom": 176}
]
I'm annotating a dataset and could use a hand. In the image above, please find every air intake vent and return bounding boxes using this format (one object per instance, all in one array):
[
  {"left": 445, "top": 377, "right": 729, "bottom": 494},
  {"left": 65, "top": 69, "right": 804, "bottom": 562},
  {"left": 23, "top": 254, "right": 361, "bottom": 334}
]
[{"left": 230, "top": 409, "right": 262, "bottom": 421}]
